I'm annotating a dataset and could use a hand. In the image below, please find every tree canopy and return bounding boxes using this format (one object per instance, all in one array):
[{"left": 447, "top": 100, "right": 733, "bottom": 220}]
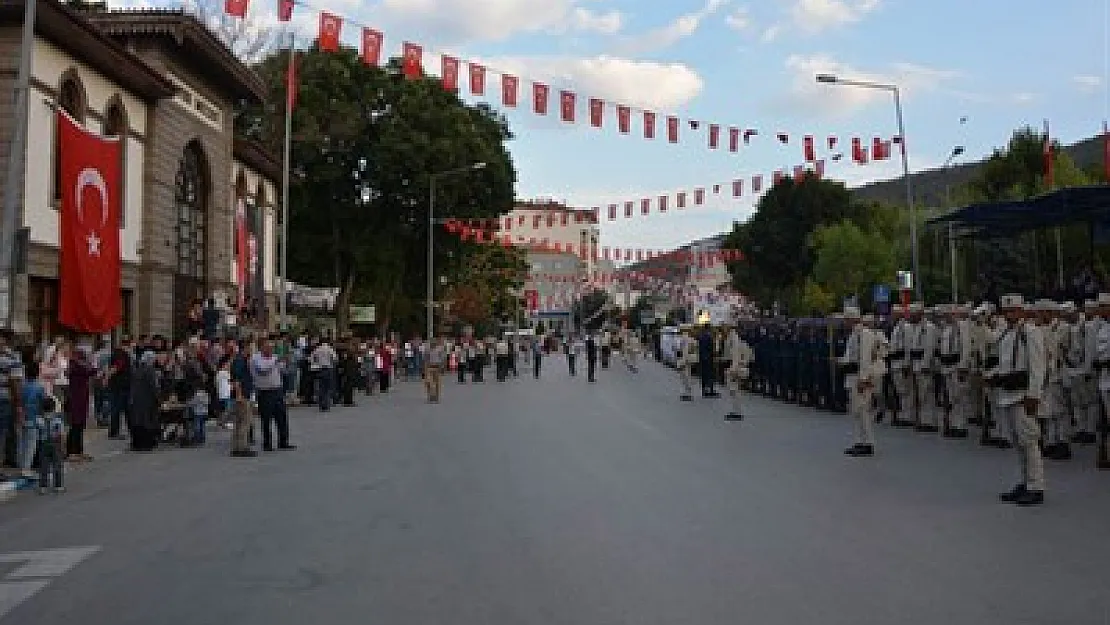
[{"left": 237, "top": 47, "right": 517, "bottom": 334}]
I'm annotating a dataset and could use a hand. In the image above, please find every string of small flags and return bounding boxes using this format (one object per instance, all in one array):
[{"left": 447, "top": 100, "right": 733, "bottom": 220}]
[{"left": 224, "top": 0, "right": 902, "bottom": 162}]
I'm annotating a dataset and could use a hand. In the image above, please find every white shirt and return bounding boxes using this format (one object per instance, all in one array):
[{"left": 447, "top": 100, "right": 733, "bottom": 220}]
[
  {"left": 216, "top": 369, "right": 232, "bottom": 400},
  {"left": 989, "top": 322, "right": 1045, "bottom": 407},
  {"left": 311, "top": 344, "right": 338, "bottom": 370}
]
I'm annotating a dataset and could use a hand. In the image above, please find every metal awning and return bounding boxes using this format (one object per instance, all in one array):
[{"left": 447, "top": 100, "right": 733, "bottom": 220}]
[{"left": 927, "top": 185, "right": 1110, "bottom": 239}]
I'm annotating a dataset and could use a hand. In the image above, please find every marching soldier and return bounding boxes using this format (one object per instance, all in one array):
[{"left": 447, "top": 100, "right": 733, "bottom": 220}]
[
  {"left": 937, "top": 305, "right": 968, "bottom": 437},
  {"left": 988, "top": 295, "right": 1047, "bottom": 507},
  {"left": 889, "top": 305, "right": 917, "bottom": 425},
  {"left": 840, "top": 309, "right": 887, "bottom": 457},
  {"left": 677, "top": 330, "right": 696, "bottom": 401},
  {"left": 968, "top": 304, "right": 992, "bottom": 428},
  {"left": 1057, "top": 302, "right": 1088, "bottom": 459},
  {"left": 911, "top": 305, "right": 939, "bottom": 432},
  {"left": 725, "top": 327, "right": 754, "bottom": 420},
  {"left": 1039, "top": 301, "right": 1071, "bottom": 460},
  {"left": 1076, "top": 298, "right": 1106, "bottom": 445}
]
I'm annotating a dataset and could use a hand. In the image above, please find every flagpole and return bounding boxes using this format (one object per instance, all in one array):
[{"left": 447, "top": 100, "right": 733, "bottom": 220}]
[{"left": 279, "top": 31, "right": 293, "bottom": 332}]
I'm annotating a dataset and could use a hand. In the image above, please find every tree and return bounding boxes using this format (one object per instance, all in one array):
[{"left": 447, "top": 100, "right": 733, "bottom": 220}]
[
  {"left": 445, "top": 284, "right": 489, "bottom": 328},
  {"left": 809, "top": 220, "right": 898, "bottom": 308},
  {"left": 237, "top": 48, "right": 516, "bottom": 335}
]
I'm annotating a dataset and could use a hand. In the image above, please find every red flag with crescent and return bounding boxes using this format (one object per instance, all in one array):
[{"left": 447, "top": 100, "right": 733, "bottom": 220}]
[
  {"left": 57, "top": 110, "right": 122, "bottom": 332},
  {"left": 235, "top": 197, "right": 249, "bottom": 310}
]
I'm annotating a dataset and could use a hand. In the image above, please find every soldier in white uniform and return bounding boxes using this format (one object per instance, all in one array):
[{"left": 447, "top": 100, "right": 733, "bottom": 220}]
[
  {"left": 937, "top": 305, "right": 971, "bottom": 438},
  {"left": 1076, "top": 297, "right": 1108, "bottom": 445},
  {"left": 988, "top": 295, "right": 1047, "bottom": 507},
  {"left": 888, "top": 305, "right": 916, "bottom": 427},
  {"left": 967, "top": 304, "right": 992, "bottom": 429},
  {"left": 724, "top": 327, "right": 753, "bottom": 420},
  {"left": 910, "top": 305, "right": 939, "bottom": 432},
  {"left": 1036, "top": 301, "right": 1070, "bottom": 460},
  {"left": 1055, "top": 302, "right": 1086, "bottom": 460},
  {"left": 840, "top": 308, "right": 887, "bottom": 457},
  {"left": 677, "top": 330, "right": 696, "bottom": 401}
]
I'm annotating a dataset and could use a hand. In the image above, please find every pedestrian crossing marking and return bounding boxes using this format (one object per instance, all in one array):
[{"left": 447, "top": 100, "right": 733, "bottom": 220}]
[{"left": 0, "top": 546, "right": 100, "bottom": 620}]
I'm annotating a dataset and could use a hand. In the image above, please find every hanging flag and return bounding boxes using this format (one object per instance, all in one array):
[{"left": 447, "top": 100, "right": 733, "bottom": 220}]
[
  {"left": 729, "top": 127, "right": 740, "bottom": 152},
  {"left": 803, "top": 135, "right": 815, "bottom": 162},
  {"left": 441, "top": 55, "right": 460, "bottom": 91},
  {"left": 57, "top": 111, "right": 123, "bottom": 333},
  {"left": 318, "top": 12, "right": 342, "bottom": 52},
  {"left": 360, "top": 28, "right": 383, "bottom": 65},
  {"left": 752, "top": 174, "right": 763, "bottom": 193},
  {"left": 589, "top": 98, "right": 603, "bottom": 128},
  {"left": 827, "top": 136, "right": 838, "bottom": 151},
  {"left": 624, "top": 201, "right": 633, "bottom": 217},
  {"left": 851, "top": 137, "right": 864, "bottom": 163},
  {"left": 659, "top": 195, "right": 668, "bottom": 212},
  {"left": 667, "top": 116, "right": 679, "bottom": 143},
  {"left": 743, "top": 129, "right": 758, "bottom": 144},
  {"left": 732, "top": 179, "right": 743, "bottom": 197},
  {"left": 285, "top": 49, "right": 297, "bottom": 111},
  {"left": 502, "top": 75, "right": 519, "bottom": 107},
  {"left": 402, "top": 42, "right": 422, "bottom": 79},
  {"left": 694, "top": 188, "right": 705, "bottom": 205},
  {"left": 677, "top": 192, "right": 687, "bottom": 208},
  {"left": 794, "top": 165, "right": 806, "bottom": 180},
  {"left": 533, "top": 83, "right": 549, "bottom": 115},
  {"left": 776, "top": 132, "right": 789, "bottom": 144},
  {"left": 814, "top": 159, "right": 826, "bottom": 179},
  {"left": 608, "top": 204, "right": 617, "bottom": 220},
  {"left": 559, "top": 90, "right": 575, "bottom": 122},
  {"left": 644, "top": 111, "right": 656, "bottom": 139},
  {"left": 773, "top": 170, "right": 784, "bottom": 185},
  {"left": 468, "top": 63, "right": 485, "bottom": 95},
  {"left": 1043, "top": 120, "right": 1054, "bottom": 188},
  {"left": 641, "top": 198, "right": 650, "bottom": 215},
  {"left": 617, "top": 105, "right": 630, "bottom": 133},
  {"left": 708, "top": 124, "right": 720, "bottom": 149},
  {"left": 277, "top": 0, "right": 293, "bottom": 21},
  {"left": 224, "top": 0, "right": 248, "bottom": 18}
]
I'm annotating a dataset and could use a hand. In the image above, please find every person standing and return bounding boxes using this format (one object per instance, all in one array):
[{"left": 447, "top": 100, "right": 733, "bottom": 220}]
[
  {"left": 585, "top": 333, "right": 598, "bottom": 383},
  {"left": 425, "top": 337, "right": 446, "bottom": 403},
  {"left": 310, "top": 338, "right": 337, "bottom": 412},
  {"left": 106, "top": 339, "right": 132, "bottom": 440},
  {"left": 229, "top": 343, "right": 257, "bottom": 458},
  {"left": 887, "top": 307, "right": 915, "bottom": 427},
  {"left": 128, "top": 351, "right": 161, "bottom": 452},
  {"left": 253, "top": 339, "right": 294, "bottom": 452},
  {"left": 532, "top": 339, "right": 543, "bottom": 378},
  {"left": 677, "top": 331, "right": 695, "bottom": 401},
  {"left": 697, "top": 325, "right": 717, "bottom": 397},
  {"left": 64, "top": 348, "right": 96, "bottom": 462},
  {"left": 841, "top": 309, "right": 888, "bottom": 457},
  {"left": 495, "top": 336, "right": 510, "bottom": 382},
  {"left": 567, "top": 335, "right": 581, "bottom": 377},
  {"left": 600, "top": 330, "right": 611, "bottom": 369},
  {"left": 724, "top": 327, "right": 754, "bottom": 420},
  {"left": 910, "top": 306, "right": 939, "bottom": 432},
  {"left": 0, "top": 330, "right": 24, "bottom": 470},
  {"left": 989, "top": 295, "right": 1046, "bottom": 507},
  {"left": 35, "top": 396, "right": 66, "bottom": 494}
]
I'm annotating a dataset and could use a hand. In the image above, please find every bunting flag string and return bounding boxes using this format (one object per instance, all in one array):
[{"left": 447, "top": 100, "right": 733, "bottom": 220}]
[{"left": 228, "top": 0, "right": 900, "bottom": 161}]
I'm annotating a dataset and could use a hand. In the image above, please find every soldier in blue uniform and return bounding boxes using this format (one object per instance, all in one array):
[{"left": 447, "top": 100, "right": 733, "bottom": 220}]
[
  {"left": 831, "top": 318, "right": 850, "bottom": 413},
  {"left": 814, "top": 321, "right": 834, "bottom": 410}
]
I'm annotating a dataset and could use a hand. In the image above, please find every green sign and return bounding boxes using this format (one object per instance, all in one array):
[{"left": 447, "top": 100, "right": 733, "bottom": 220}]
[{"left": 350, "top": 305, "right": 376, "bottom": 324}]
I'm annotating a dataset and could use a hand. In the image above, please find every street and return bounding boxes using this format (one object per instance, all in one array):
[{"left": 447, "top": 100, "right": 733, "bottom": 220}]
[{"left": 2, "top": 359, "right": 1109, "bottom": 625}]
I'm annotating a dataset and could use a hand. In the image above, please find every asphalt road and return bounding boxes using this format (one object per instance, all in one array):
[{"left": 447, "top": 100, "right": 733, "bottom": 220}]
[{"left": 2, "top": 356, "right": 1109, "bottom": 625}]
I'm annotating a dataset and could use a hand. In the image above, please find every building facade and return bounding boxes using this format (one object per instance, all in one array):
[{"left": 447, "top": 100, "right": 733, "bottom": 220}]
[{"left": 0, "top": 1, "right": 281, "bottom": 343}]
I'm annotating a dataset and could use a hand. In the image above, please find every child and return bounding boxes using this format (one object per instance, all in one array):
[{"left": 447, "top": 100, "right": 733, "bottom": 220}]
[
  {"left": 216, "top": 356, "right": 233, "bottom": 429},
  {"left": 18, "top": 361, "right": 46, "bottom": 478},
  {"left": 189, "top": 386, "right": 210, "bottom": 446},
  {"left": 37, "top": 395, "right": 65, "bottom": 494}
]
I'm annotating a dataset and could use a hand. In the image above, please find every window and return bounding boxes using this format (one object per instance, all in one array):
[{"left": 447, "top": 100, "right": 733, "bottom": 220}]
[
  {"left": 102, "top": 100, "right": 128, "bottom": 228},
  {"left": 175, "top": 142, "right": 208, "bottom": 279},
  {"left": 54, "top": 73, "right": 86, "bottom": 204}
]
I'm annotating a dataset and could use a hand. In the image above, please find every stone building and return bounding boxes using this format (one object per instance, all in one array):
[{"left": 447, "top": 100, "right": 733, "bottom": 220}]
[{"left": 0, "top": 0, "right": 281, "bottom": 343}]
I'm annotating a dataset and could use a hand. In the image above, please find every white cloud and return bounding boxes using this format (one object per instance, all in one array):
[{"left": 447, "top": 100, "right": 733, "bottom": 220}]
[
  {"left": 375, "top": 0, "right": 625, "bottom": 43},
  {"left": 724, "top": 7, "right": 752, "bottom": 31},
  {"left": 617, "top": 0, "right": 729, "bottom": 54},
  {"left": 1074, "top": 75, "right": 1103, "bottom": 93},
  {"left": 480, "top": 55, "right": 704, "bottom": 110},
  {"left": 1011, "top": 92, "right": 1037, "bottom": 104},
  {"left": 779, "top": 54, "right": 960, "bottom": 117},
  {"left": 790, "top": 0, "right": 880, "bottom": 33}
]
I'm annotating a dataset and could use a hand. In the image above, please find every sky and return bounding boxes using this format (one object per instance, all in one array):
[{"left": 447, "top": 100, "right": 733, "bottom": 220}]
[{"left": 123, "top": 0, "right": 1110, "bottom": 253}]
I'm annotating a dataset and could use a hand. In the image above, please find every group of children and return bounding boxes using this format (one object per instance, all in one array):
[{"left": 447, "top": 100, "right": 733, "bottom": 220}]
[{"left": 15, "top": 362, "right": 69, "bottom": 494}]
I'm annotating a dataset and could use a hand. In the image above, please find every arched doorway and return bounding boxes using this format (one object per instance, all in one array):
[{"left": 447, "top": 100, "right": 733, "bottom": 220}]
[{"left": 173, "top": 141, "right": 208, "bottom": 339}]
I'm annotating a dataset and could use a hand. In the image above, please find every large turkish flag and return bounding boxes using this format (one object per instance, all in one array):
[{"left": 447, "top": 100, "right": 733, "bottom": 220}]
[{"left": 57, "top": 111, "right": 122, "bottom": 333}]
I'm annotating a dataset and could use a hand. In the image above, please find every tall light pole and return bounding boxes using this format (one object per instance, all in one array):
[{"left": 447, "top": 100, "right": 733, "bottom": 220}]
[
  {"left": 943, "top": 145, "right": 965, "bottom": 303},
  {"left": 817, "top": 74, "right": 920, "bottom": 301},
  {"left": 427, "top": 161, "right": 486, "bottom": 340}
]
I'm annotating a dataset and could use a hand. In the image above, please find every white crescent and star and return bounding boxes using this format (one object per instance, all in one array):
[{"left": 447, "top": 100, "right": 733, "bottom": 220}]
[{"left": 75, "top": 167, "right": 108, "bottom": 257}]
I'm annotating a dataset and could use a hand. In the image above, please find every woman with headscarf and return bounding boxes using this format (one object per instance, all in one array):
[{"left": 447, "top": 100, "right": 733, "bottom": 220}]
[
  {"left": 64, "top": 347, "right": 96, "bottom": 461},
  {"left": 128, "top": 350, "right": 161, "bottom": 452}
]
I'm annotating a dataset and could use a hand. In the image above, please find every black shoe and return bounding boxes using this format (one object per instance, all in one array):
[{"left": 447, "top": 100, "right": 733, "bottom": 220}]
[
  {"left": 952, "top": 428, "right": 970, "bottom": 439},
  {"left": 968, "top": 416, "right": 983, "bottom": 426},
  {"left": 846, "top": 444, "right": 874, "bottom": 457},
  {"left": 231, "top": 450, "right": 258, "bottom": 458},
  {"left": 1045, "top": 443, "right": 1072, "bottom": 460},
  {"left": 278, "top": 444, "right": 297, "bottom": 450},
  {"left": 724, "top": 412, "right": 744, "bottom": 421},
  {"left": 680, "top": 394, "right": 693, "bottom": 401},
  {"left": 1015, "top": 490, "right": 1045, "bottom": 507},
  {"left": 942, "top": 427, "right": 958, "bottom": 438},
  {"left": 263, "top": 445, "right": 275, "bottom": 452},
  {"left": 892, "top": 419, "right": 914, "bottom": 428},
  {"left": 999, "top": 484, "right": 1027, "bottom": 502},
  {"left": 990, "top": 438, "right": 1013, "bottom": 449},
  {"left": 915, "top": 424, "right": 939, "bottom": 433}
]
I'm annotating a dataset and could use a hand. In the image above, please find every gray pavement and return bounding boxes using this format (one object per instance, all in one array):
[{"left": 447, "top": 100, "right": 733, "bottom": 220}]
[{"left": 1, "top": 357, "right": 1109, "bottom": 625}]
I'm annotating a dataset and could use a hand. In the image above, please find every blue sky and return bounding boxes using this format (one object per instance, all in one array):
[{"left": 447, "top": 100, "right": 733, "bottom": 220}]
[{"left": 185, "top": 0, "right": 1110, "bottom": 251}]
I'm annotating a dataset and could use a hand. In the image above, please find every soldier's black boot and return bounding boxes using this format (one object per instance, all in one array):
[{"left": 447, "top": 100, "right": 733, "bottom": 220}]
[
  {"left": 1015, "top": 490, "right": 1045, "bottom": 507},
  {"left": 998, "top": 484, "right": 1027, "bottom": 502},
  {"left": 845, "top": 444, "right": 874, "bottom": 457}
]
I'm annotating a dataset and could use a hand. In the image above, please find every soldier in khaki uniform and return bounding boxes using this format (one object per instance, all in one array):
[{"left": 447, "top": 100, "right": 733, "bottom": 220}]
[
  {"left": 989, "top": 295, "right": 1047, "bottom": 507},
  {"left": 724, "top": 327, "right": 753, "bottom": 420},
  {"left": 424, "top": 337, "right": 447, "bottom": 403},
  {"left": 677, "top": 330, "right": 696, "bottom": 401},
  {"left": 840, "top": 308, "right": 887, "bottom": 457}
]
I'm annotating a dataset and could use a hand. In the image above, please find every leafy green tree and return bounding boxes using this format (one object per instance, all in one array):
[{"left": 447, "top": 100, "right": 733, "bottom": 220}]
[
  {"left": 809, "top": 220, "right": 898, "bottom": 308},
  {"left": 238, "top": 47, "right": 516, "bottom": 335}
]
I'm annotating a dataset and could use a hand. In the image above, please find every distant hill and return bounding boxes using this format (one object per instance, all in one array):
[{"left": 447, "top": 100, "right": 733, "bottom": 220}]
[{"left": 849, "top": 134, "right": 1106, "bottom": 208}]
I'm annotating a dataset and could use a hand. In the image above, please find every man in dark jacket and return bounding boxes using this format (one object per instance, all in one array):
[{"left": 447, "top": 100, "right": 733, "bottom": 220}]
[
  {"left": 585, "top": 334, "right": 599, "bottom": 383},
  {"left": 698, "top": 325, "right": 718, "bottom": 397}
]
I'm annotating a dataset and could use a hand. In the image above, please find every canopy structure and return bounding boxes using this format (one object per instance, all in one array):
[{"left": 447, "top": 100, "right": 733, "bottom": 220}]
[{"left": 927, "top": 185, "right": 1110, "bottom": 239}]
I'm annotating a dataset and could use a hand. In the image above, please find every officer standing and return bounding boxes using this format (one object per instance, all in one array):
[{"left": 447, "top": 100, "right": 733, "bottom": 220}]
[
  {"left": 585, "top": 333, "right": 598, "bottom": 383},
  {"left": 910, "top": 305, "right": 939, "bottom": 431},
  {"left": 424, "top": 336, "right": 446, "bottom": 403},
  {"left": 888, "top": 306, "right": 915, "bottom": 427},
  {"left": 840, "top": 309, "right": 887, "bottom": 457},
  {"left": 725, "top": 326, "right": 753, "bottom": 420},
  {"left": 988, "top": 295, "right": 1046, "bottom": 507},
  {"left": 937, "top": 305, "right": 964, "bottom": 437}
]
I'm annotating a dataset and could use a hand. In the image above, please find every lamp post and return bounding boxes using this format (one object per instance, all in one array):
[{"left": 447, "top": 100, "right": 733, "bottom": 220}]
[
  {"left": 427, "top": 161, "right": 486, "bottom": 341},
  {"left": 817, "top": 74, "right": 920, "bottom": 301},
  {"left": 943, "top": 146, "right": 965, "bottom": 303}
]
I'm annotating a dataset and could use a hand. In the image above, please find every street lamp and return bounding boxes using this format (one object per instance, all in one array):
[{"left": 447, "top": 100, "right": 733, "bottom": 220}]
[
  {"left": 427, "top": 161, "right": 486, "bottom": 340},
  {"left": 943, "top": 145, "right": 965, "bottom": 302},
  {"left": 817, "top": 73, "right": 920, "bottom": 301}
]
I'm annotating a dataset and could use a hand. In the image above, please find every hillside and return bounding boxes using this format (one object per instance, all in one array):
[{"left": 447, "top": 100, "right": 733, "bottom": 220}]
[{"left": 849, "top": 134, "right": 1105, "bottom": 207}]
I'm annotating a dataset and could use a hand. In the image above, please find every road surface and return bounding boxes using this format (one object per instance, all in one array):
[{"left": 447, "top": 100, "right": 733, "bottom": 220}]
[{"left": 2, "top": 357, "right": 1108, "bottom": 625}]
